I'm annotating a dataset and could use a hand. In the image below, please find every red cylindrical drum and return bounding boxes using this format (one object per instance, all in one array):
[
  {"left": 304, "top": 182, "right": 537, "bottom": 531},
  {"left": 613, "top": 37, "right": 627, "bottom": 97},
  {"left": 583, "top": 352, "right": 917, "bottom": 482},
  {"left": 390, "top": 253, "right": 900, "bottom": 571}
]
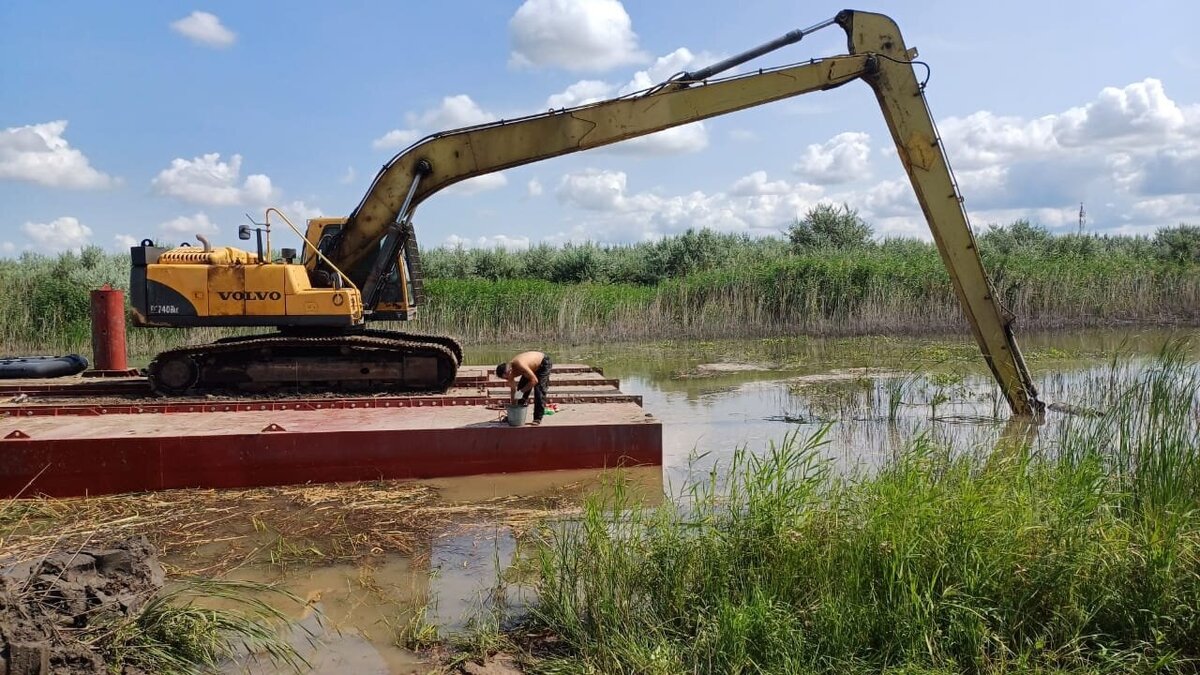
[{"left": 90, "top": 284, "right": 127, "bottom": 371}]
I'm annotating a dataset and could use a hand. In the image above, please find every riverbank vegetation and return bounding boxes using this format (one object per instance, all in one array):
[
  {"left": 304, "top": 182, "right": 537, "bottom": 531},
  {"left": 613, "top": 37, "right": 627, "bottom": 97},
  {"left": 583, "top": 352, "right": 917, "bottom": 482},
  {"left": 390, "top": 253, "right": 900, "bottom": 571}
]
[
  {"left": 2, "top": 211, "right": 1198, "bottom": 353},
  {"left": 516, "top": 348, "right": 1200, "bottom": 673},
  {"left": 419, "top": 215, "right": 1200, "bottom": 342}
]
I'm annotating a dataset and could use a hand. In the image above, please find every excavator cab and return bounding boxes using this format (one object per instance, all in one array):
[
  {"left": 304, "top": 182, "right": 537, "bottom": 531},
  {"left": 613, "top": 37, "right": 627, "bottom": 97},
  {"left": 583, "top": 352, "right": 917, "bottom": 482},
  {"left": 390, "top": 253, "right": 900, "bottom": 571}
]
[{"left": 301, "top": 218, "right": 423, "bottom": 320}]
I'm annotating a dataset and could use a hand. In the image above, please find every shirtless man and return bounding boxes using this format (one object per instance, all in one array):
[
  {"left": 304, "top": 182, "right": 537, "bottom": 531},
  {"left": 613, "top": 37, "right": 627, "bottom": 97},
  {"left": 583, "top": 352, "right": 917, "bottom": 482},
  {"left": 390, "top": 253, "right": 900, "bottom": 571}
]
[{"left": 495, "top": 351, "right": 552, "bottom": 425}]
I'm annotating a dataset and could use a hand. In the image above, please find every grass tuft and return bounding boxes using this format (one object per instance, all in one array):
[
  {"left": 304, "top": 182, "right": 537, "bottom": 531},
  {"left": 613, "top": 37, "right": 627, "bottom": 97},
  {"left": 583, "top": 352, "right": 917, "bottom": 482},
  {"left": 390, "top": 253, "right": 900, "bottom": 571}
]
[{"left": 87, "top": 578, "right": 314, "bottom": 674}]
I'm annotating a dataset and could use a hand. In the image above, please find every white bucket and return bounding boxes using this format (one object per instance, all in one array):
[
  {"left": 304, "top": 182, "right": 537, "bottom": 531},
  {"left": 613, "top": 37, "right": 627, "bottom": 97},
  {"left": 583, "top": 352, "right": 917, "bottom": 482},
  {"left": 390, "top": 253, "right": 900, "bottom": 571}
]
[{"left": 506, "top": 404, "right": 528, "bottom": 426}]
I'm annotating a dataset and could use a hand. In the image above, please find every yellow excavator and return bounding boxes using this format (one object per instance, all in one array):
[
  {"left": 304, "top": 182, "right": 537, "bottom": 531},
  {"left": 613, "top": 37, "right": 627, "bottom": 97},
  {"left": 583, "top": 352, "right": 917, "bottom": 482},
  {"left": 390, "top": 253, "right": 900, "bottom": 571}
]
[{"left": 129, "top": 9, "right": 1044, "bottom": 417}]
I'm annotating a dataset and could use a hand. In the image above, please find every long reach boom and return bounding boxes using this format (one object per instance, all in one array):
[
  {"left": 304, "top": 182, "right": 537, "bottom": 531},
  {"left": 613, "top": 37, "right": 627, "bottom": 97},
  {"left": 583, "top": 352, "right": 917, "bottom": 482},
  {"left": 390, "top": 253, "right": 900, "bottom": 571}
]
[{"left": 319, "top": 10, "right": 1043, "bottom": 416}]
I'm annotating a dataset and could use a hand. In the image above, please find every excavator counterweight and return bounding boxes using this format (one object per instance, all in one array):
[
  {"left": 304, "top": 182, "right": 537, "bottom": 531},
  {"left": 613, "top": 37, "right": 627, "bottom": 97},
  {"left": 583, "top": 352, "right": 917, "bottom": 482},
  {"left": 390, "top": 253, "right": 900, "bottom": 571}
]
[{"left": 129, "top": 9, "right": 1043, "bottom": 416}]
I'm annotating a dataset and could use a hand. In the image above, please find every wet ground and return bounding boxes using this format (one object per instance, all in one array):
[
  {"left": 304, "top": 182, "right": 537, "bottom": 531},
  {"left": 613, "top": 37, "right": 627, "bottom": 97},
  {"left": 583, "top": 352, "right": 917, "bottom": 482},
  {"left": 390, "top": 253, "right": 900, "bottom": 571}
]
[{"left": 6, "top": 327, "right": 1197, "bottom": 673}]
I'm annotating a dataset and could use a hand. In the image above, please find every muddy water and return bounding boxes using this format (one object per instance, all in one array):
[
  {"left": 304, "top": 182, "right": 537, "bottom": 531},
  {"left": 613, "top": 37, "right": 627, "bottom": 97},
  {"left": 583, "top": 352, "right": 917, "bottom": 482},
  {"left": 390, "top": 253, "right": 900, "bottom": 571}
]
[{"left": 207, "top": 327, "right": 1197, "bottom": 673}]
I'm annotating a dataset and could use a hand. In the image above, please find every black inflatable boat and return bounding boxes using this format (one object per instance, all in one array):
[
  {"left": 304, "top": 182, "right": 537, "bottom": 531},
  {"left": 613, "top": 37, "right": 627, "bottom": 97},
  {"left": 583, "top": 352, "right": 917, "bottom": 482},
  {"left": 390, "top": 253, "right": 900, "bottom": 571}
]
[{"left": 0, "top": 354, "right": 89, "bottom": 379}]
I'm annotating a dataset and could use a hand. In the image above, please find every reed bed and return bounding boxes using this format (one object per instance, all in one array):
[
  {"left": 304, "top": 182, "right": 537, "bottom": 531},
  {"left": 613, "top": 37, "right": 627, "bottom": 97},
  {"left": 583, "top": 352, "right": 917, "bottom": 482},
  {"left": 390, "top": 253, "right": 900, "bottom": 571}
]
[
  {"left": 523, "top": 349, "right": 1200, "bottom": 673},
  {"left": 414, "top": 256, "right": 1200, "bottom": 343},
  {"left": 3, "top": 223, "right": 1198, "bottom": 353}
]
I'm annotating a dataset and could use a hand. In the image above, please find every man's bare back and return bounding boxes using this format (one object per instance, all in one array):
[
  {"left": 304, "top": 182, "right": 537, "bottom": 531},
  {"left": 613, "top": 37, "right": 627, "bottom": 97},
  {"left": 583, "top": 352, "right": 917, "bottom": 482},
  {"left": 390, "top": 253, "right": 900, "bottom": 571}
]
[{"left": 508, "top": 351, "right": 545, "bottom": 378}]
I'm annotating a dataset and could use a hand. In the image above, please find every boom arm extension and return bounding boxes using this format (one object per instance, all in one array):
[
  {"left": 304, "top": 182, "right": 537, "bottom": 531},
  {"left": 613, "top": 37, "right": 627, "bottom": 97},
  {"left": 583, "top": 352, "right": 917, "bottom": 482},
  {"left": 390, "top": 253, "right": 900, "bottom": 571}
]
[
  {"left": 328, "top": 9, "right": 1043, "bottom": 417},
  {"left": 330, "top": 54, "right": 870, "bottom": 272},
  {"left": 841, "top": 12, "right": 1043, "bottom": 417}
]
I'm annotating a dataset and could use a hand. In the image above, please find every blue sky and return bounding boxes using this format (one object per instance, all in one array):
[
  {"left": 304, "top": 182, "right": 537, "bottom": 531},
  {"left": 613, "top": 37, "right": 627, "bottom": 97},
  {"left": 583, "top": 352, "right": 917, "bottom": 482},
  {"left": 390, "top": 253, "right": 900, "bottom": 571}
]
[{"left": 2, "top": 0, "right": 1199, "bottom": 256}]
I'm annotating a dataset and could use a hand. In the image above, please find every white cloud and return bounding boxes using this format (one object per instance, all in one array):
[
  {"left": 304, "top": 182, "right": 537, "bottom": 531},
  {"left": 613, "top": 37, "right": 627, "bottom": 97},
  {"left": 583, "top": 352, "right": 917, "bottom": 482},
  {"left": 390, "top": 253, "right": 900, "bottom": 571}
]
[
  {"left": 617, "top": 48, "right": 708, "bottom": 95},
  {"left": 729, "top": 129, "right": 758, "bottom": 142},
  {"left": 170, "top": 11, "right": 236, "bottom": 48},
  {"left": 509, "top": 0, "right": 645, "bottom": 72},
  {"left": 933, "top": 78, "right": 1200, "bottom": 231},
  {"left": 1, "top": 242, "right": 14, "bottom": 255},
  {"left": 608, "top": 123, "right": 709, "bottom": 155},
  {"left": 413, "top": 94, "right": 496, "bottom": 128},
  {"left": 373, "top": 95, "right": 496, "bottom": 151},
  {"left": 152, "top": 153, "right": 274, "bottom": 206},
  {"left": 372, "top": 129, "right": 421, "bottom": 151},
  {"left": 0, "top": 120, "right": 117, "bottom": 189},
  {"left": 578, "top": 48, "right": 722, "bottom": 156},
  {"left": 1124, "top": 195, "right": 1200, "bottom": 228},
  {"left": 527, "top": 178, "right": 544, "bottom": 197},
  {"left": 793, "top": 132, "right": 872, "bottom": 184},
  {"left": 1054, "top": 79, "right": 1186, "bottom": 146},
  {"left": 21, "top": 216, "right": 92, "bottom": 253},
  {"left": 279, "top": 200, "right": 324, "bottom": 222},
  {"left": 731, "top": 171, "right": 792, "bottom": 196},
  {"left": 444, "top": 173, "right": 508, "bottom": 195},
  {"left": 938, "top": 112, "right": 1058, "bottom": 169},
  {"left": 546, "top": 80, "right": 614, "bottom": 108},
  {"left": 444, "top": 234, "right": 531, "bottom": 251},
  {"left": 850, "top": 178, "right": 919, "bottom": 219},
  {"left": 159, "top": 213, "right": 219, "bottom": 236},
  {"left": 113, "top": 234, "right": 139, "bottom": 250},
  {"left": 552, "top": 168, "right": 828, "bottom": 243},
  {"left": 339, "top": 166, "right": 357, "bottom": 184},
  {"left": 556, "top": 169, "right": 629, "bottom": 211}
]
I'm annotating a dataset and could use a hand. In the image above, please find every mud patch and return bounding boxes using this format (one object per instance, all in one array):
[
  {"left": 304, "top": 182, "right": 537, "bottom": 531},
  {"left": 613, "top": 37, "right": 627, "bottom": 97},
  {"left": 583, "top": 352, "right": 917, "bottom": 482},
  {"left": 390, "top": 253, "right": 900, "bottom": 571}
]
[{"left": 0, "top": 536, "right": 164, "bottom": 674}]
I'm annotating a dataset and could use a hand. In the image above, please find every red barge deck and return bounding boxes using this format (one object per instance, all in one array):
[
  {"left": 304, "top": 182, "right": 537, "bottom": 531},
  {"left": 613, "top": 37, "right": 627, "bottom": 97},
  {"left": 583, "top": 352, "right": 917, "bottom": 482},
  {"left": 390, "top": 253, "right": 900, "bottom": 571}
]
[{"left": 0, "top": 364, "right": 661, "bottom": 498}]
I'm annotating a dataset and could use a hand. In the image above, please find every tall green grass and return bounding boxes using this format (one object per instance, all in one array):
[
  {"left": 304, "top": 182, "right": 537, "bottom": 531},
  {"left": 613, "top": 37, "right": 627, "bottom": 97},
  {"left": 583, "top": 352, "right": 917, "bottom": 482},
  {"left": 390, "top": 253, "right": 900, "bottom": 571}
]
[
  {"left": 416, "top": 246, "right": 1199, "bottom": 342},
  {"left": 526, "top": 351, "right": 1200, "bottom": 673},
  {"left": 3, "top": 221, "right": 1198, "bottom": 353}
]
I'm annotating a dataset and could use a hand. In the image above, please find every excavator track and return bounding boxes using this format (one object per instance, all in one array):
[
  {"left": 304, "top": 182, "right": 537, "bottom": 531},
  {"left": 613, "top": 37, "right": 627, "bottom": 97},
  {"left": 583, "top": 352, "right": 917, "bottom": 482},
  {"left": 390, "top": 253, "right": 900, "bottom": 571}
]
[{"left": 148, "top": 331, "right": 461, "bottom": 396}]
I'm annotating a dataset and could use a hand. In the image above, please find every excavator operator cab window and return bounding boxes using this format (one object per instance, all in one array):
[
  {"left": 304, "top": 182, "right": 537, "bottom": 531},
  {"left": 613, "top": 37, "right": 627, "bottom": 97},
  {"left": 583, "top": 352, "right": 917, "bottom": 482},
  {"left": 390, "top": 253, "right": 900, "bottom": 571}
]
[
  {"left": 315, "top": 228, "right": 340, "bottom": 256},
  {"left": 301, "top": 223, "right": 341, "bottom": 267}
]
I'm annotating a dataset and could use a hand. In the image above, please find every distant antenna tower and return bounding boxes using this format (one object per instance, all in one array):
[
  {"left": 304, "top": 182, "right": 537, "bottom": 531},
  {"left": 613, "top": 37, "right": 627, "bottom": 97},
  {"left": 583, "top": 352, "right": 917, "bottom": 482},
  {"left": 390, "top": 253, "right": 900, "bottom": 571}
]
[{"left": 1078, "top": 202, "right": 1086, "bottom": 234}]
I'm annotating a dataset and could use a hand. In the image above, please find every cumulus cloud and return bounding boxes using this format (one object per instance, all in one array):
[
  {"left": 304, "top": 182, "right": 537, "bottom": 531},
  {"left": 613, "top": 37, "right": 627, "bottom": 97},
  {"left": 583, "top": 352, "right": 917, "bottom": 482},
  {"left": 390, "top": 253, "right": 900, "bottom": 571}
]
[
  {"left": 1, "top": 242, "right": 15, "bottom": 255},
  {"left": 509, "top": 0, "right": 645, "bottom": 72},
  {"left": 0, "top": 121, "right": 117, "bottom": 189},
  {"left": 793, "top": 132, "right": 872, "bottom": 184},
  {"left": 617, "top": 47, "right": 711, "bottom": 95},
  {"left": 556, "top": 169, "right": 630, "bottom": 211},
  {"left": 609, "top": 123, "right": 709, "bottom": 155},
  {"left": 444, "top": 173, "right": 508, "bottom": 195},
  {"left": 372, "top": 95, "right": 496, "bottom": 151},
  {"left": 339, "top": 166, "right": 357, "bottom": 184},
  {"left": 730, "top": 171, "right": 793, "bottom": 196},
  {"left": 527, "top": 178, "right": 544, "bottom": 197},
  {"left": 371, "top": 129, "right": 421, "bottom": 151},
  {"left": 152, "top": 153, "right": 274, "bottom": 206},
  {"left": 170, "top": 11, "right": 236, "bottom": 48},
  {"left": 552, "top": 168, "right": 828, "bottom": 243},
  {"left": 113, "top": 234, "right": 139, "bottom": 250},
  {"left": 444, "top": 234, "right": 531, "bottom": 251},
  {"left": 541, "top": 47, "right": 719, "bottom": 155},
  {"left": 21, "top": 216, "right": 92, "bottom": 253},
  {"left": 934, "top": 78, "right": 1200, "bottom": 231},
  {"left": 546, "top": 80, "right": 614, "bottom": 108},
  {"left": 159, "top": 213, "right": 219, "bottom": 236},
  {"left": 1054, "top": 79, "right": 1186, "bottom": 146},
  {"left": 281, "top": 200, "right": 323, "bottom": 221}
]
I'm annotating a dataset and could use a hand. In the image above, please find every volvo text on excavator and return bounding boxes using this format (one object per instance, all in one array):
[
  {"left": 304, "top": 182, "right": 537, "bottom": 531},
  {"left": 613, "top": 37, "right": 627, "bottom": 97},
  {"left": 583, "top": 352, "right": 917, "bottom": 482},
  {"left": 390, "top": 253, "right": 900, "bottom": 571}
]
[{"left": 128, "top": 9, "right": 1045, "bottom": 417}]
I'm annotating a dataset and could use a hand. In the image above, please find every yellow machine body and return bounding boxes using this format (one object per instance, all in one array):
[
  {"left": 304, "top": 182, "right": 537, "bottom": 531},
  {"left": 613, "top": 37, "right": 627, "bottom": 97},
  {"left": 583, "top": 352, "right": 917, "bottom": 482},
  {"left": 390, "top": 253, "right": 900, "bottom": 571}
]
[{"left": 132, "top": 243, "right": 362, "bottom": 328}]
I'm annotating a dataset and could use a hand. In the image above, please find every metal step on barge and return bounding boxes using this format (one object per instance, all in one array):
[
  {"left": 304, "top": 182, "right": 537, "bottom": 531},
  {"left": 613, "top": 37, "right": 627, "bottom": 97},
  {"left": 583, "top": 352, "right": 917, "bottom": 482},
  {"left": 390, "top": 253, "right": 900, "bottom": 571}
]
[{"left": 0, "top": 364, "right": 662, "bottom": 498}]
